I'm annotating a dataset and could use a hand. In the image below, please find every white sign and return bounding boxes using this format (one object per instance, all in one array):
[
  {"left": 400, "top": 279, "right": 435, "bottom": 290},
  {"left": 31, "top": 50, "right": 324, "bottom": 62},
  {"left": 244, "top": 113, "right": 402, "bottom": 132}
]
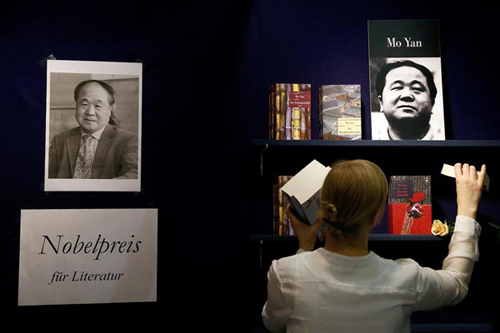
[{"left": 18, "top": 209, "right": 157, "bottom": 306}]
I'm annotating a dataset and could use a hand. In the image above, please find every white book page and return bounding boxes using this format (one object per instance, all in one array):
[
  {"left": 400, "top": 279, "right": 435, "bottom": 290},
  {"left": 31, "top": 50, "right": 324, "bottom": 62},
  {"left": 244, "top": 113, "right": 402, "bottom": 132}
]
[{"left": 281, "top": 160, "right": 331, "bottom": 204}]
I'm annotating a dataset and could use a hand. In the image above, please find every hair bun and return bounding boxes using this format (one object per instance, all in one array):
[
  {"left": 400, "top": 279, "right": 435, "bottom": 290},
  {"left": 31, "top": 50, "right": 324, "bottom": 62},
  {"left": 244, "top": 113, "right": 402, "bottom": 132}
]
[
  {"left": 324, "top": 203, "right": 338, "bottom": 223},
  {"left": 319, "top": 202, "right": 350, "bottom": 234}
]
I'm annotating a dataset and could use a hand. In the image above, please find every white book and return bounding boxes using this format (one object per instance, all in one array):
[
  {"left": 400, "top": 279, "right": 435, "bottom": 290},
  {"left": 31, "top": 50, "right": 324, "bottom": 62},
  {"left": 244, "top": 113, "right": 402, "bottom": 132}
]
[
  {"left": 281, "top": 160, "right": 331, "bottom": 225},
  {"left": 441, "top": 163, "right": 490, "bottom": 191}
]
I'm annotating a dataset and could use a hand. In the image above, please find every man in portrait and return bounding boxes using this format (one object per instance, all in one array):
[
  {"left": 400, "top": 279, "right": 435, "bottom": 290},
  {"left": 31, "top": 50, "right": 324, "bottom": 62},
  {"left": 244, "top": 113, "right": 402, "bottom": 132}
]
[
  {"left": 373, "top": 60, "right": 442, "bottom": 140},
  {"left": 48, "top": 79, "right": 138, "bottom": 179}
]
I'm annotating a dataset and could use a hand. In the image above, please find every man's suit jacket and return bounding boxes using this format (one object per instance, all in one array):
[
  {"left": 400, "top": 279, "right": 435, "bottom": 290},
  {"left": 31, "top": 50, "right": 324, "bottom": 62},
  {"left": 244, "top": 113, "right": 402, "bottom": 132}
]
[{"left": 49, "top": 124, "right": 138, "bottom": 179}]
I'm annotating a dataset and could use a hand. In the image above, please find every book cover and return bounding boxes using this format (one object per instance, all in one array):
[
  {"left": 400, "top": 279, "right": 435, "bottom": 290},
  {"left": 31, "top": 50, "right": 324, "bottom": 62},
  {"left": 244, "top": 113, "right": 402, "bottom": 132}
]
[
  {"left": 388, "top": 175, "right": 432, "bottom": 234},
  {"left": 269, "top": 83, "right": 311, "bottom": 140},
  {"left": 368, "top": 20, "right": 446, "bottom": 140},
  {"left": 280, "top": 160, "right": 331, "bottom": 228},
  {"left": 319, "top": 85, "right": 362, "bottom": 140}
]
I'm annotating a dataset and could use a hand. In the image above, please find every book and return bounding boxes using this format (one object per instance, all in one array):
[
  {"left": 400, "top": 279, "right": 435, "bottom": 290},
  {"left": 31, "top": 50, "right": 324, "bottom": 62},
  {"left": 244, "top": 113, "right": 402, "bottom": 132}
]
[
  {"left": 441, "top": 163, "right": 490, "bottom": 191},
  {"left": 273, "top": 176, "right": 295, "bottom": 235},
  {"left": 388, "top": 175, "right": 432, "bottom": 234},
  {"left": 280, "top": 160, "right": 331, "bottom": 227},
  {"left": 269, "top": 83, "right": 311, "bottom": 140},
  {"left": 319, "top": 85, "right": 362, "bottom": 140},
  {"left": 368, "top": 20, "right": 446, "bottom": 140}
]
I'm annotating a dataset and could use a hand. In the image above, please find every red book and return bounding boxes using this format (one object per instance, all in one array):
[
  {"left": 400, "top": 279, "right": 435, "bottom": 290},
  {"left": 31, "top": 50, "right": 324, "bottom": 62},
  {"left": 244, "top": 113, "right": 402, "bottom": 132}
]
[{"left": 388, "top": 176, "right": 432, "bottom": 234}]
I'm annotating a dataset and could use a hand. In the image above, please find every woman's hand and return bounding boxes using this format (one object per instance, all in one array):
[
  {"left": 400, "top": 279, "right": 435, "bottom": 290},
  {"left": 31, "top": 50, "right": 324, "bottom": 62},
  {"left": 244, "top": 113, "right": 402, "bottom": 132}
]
[
  {"left": 455, "top": 163, "right": 487, "bottom": 220},
  {"left": 286, "top": 204, "right": 324, "bottom": 251}
]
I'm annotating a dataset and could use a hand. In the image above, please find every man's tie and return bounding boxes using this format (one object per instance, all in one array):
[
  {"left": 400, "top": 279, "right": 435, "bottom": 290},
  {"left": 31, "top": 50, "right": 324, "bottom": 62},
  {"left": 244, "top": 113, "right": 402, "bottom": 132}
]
[{"left": 73, "top": 135, "right": 94, "bottom": 179}]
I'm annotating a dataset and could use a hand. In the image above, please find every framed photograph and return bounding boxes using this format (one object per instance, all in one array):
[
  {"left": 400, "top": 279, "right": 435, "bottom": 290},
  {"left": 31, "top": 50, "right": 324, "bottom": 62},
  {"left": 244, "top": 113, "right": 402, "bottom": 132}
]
[{"left": 44, "top": 60, "right": 142, "bottom": 191}]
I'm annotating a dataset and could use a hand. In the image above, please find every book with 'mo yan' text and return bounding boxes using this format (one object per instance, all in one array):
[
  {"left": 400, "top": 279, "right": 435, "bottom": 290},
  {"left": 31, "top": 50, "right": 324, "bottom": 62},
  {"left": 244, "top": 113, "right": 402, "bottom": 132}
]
[
  {"left": 388, "top": 175, "right": 432, "bottom": 234},
  {"left": 319, "top": 84, "right": 362, "bottom": 140},
  {"left": 269, "top": 83, "right": 311, "bottom": 140}
]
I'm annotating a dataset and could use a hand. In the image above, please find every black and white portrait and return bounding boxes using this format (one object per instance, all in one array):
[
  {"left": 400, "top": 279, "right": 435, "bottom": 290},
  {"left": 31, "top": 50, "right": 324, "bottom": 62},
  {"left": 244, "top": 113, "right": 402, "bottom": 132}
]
[
  {"left": 370, "top": 57, "right": 445, "bottom": 140},
  {"left": 44, "top": 60, "right": 142, "bottom": 192}
]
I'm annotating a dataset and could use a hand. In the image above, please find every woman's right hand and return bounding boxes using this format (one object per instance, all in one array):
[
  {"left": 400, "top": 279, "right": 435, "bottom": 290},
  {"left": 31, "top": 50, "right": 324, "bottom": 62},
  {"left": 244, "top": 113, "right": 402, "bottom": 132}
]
[
  {"left": 286, "top": 204, "right": 324, "bottom": 251},
  {"left": 455, "top": 163, "right": 487, "bottom": 220}
]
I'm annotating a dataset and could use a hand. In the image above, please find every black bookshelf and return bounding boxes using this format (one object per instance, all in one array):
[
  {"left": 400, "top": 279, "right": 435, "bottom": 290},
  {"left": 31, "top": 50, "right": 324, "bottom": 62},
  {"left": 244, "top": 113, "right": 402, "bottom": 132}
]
[
  {"left": 248, "top": 139, "right": 500, "bottom": 237},
  {"left": 250, "top": 139, "right": 500, "bottom": 180},
  {"left": 250, "top": 234, "right": 443, "bottom": 242}
]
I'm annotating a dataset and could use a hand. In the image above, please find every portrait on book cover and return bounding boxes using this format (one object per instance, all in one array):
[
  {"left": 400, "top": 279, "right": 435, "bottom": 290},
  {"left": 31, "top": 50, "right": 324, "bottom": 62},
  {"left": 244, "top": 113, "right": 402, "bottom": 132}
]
[
  {"left": 370, "top": 57, "right": 445, "bottom": 140},
  {"left": 44, "top": 60, "right": 142, "bottom": 192}
]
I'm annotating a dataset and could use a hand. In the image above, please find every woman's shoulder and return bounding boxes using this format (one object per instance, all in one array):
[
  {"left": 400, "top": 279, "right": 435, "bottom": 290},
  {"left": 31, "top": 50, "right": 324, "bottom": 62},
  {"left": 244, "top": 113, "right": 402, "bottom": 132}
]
[
  {"left": 375, "top": 255, "right": 423, "bottom": 290},
  {"left": 270, "top": 250, "right": 319, "bottom": 280}
]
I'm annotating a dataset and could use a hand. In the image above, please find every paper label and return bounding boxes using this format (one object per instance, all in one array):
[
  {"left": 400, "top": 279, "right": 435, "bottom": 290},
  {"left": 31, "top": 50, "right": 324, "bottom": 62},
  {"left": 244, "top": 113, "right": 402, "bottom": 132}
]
[
  {"left": 338, "top": 118, "right": 361, "bottom": 136},
  {"left": 390, "top": 180, "right": 414, "bottom": 199},
  {"left": 288, "top": 91, "right": 311, "bottom": 108}
]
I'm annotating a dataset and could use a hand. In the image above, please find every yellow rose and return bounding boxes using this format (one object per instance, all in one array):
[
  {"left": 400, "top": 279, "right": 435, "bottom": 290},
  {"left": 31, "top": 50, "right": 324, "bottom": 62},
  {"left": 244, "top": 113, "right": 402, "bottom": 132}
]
[{"left": 431, "top": 219, "right": 449, "bottom": 236}]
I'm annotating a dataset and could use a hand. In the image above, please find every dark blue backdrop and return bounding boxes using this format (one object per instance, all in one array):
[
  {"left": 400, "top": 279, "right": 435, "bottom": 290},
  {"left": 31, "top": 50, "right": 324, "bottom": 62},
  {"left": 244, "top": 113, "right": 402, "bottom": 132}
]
[{"left": 1, "top": 0, "right": 499, "bottom": 331}]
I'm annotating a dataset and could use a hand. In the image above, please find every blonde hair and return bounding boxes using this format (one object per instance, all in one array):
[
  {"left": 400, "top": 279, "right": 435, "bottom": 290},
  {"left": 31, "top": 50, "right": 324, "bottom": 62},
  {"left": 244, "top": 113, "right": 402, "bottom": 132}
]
[{"left": 318, "top": 160, "right": 388, "bottom": 237}]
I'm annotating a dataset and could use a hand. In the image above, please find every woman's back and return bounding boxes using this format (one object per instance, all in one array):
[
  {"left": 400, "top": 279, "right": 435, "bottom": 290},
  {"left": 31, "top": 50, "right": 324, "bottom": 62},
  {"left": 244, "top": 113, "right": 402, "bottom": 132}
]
[
  {"left": 263, "top": 161, "right": 485, "bottom": 333},
  {"left": 264, "top": 248, "right": 420, "bottom": 332}
]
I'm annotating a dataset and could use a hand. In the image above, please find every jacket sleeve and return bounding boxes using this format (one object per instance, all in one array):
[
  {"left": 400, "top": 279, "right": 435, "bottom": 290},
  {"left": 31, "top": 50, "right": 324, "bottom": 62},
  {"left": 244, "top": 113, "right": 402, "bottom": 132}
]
[
  {"left": 115, "top": 133, "right": 138, "bottom": 179},
  {"left": 48, "top": 135, "right": 60, "bottom": 179},
  {"left": 262, "top": 260, "right": 290, "bottom": 333},
  {"left": 414, "top": 215, "right": 481, "bottom": 311}
]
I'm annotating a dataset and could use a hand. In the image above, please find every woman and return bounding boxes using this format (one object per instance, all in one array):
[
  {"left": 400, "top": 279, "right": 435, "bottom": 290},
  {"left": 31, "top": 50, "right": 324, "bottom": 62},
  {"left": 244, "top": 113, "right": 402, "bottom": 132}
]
[{"left": 262, "top": 160, "right": 486, "bottom": 332}]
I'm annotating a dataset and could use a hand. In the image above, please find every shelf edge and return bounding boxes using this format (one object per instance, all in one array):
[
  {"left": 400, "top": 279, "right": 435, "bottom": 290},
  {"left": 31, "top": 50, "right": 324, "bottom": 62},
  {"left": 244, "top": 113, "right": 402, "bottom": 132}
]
[{"left": 249, "top": 234, "right": 443, "bottom": 242}]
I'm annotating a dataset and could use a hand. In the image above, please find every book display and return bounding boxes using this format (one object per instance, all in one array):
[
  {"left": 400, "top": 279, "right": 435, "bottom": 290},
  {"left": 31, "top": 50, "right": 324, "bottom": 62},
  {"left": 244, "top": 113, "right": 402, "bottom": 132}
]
[
  {"left": 242, "top": 11, "right": 498, "bottom": 332},
  {"left": 261, "top": 20, "right": 456, "bottom": 237},
  {"left": 254, "top": 45, "right": 495, "bottom": 333},
  {"left": 269, "top": 83, "right": 311, "bottom": 140},
  {"left": 319, "top": 85, "right": 361, "bottom": 140}
]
